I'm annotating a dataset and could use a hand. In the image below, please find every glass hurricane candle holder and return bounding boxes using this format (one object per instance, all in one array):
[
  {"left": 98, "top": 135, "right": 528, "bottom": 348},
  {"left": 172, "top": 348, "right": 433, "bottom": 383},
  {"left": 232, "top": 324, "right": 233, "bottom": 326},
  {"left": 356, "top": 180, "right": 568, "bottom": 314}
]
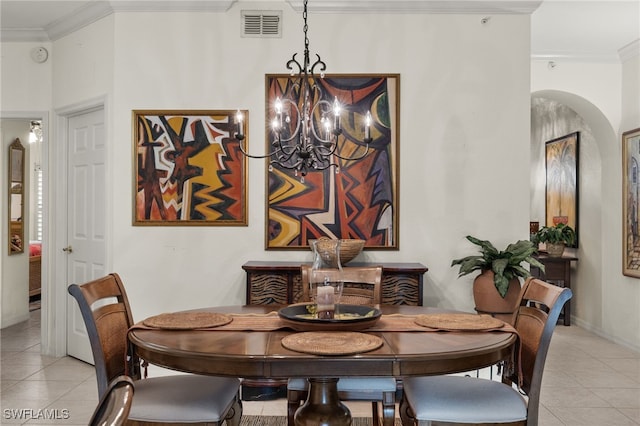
[{"left": 310, "top": 239, "right": 343, "bottom": 319}]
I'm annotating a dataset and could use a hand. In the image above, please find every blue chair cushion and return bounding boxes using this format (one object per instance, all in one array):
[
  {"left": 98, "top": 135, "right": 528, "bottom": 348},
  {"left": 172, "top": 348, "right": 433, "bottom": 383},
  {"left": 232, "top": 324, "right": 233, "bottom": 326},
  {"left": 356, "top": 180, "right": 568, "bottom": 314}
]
[
  {"left": 289, "top": 377, "right": 396, "bottom": 399},
  {"left": 403, "top": 375, "right": 527, "bottom": 423},
  {"left": 129, "top": 375, "right": 240, "bottom": 423}
]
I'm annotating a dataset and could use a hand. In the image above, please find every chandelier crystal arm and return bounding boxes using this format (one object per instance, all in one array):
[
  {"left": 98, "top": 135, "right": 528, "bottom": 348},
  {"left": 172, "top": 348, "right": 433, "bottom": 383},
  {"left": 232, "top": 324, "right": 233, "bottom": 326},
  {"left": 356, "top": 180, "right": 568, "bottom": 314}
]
[
  {"left": 237, "top": 129, "right": 300, "bottom": 160},
  {"left": 238, "top": 142, "right": 284, "bottom": 159}
]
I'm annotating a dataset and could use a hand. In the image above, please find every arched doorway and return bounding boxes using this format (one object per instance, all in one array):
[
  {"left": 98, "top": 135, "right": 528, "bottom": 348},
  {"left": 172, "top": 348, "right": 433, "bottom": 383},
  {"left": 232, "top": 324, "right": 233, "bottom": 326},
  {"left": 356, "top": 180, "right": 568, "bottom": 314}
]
[{"left": 530, "top": 90, "right": 617, "bottom": 329}]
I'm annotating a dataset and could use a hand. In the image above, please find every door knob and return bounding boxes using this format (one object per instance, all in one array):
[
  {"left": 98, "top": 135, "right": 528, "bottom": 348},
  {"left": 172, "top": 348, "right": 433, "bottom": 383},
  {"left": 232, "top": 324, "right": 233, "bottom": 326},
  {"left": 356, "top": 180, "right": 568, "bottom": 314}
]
[{"left": 62, "top": 245, "right": 73, "bottom": 253}]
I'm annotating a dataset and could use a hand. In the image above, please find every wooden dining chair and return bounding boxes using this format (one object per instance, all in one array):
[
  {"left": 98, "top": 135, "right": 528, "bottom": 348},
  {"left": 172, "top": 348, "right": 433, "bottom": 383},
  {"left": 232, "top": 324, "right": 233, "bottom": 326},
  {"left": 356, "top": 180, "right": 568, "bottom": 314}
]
[
  {"left": 288, "top": 265, "right": 397, "bottom": 426},
  {"left": 300, "top": 265, "right": 384, "bottom": 305},
  {"left": 89, "top": 375, "right": 134, "bottom": 426},
  {"left": 68, "top": 273, "right": 242, "bottom": 426},
  {"left": 399, "top": 278, "right": 572, "bottom": 426}
]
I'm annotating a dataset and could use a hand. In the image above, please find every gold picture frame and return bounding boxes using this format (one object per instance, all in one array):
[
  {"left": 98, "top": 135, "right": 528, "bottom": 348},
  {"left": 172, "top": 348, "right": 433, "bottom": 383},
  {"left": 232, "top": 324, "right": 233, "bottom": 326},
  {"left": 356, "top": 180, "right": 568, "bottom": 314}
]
[
  {"left": 8, "top": 138, "right": 25, "bottom": 254},
  {"left": 133, "top": 110, "right": 248, "bottom": 226},
  {"left": 622, "top": 127, "right": 640, "bottom": 277}
]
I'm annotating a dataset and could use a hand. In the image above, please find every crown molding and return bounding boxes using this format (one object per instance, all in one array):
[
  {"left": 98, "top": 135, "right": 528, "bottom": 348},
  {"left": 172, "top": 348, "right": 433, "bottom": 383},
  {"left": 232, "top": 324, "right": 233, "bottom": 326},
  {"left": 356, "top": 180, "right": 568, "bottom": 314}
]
[
  {"left": 531, "top": 52, "right": 625, "bottom": 64},
  {"left": 619, "top": 39, "right": 640, "bottom": 63},
  {"left": 532, "top": 39, "right": 640, "bottom": 65},
  {"left": 107, "top": 0, "right": 236, "bottom": 13},
  {"left": 0, "top": 29, "right": 50, "bottom": 43},
  {"left": 1, "top": 0, "right": 540, "bottom": 42},
  {"left": 45, "top": 1, "right": 113, "bottom": 41},
  {"left": 1, "top": 0, "right": 237, "bottom": 42},
  {"left": 285, "top": 0, "right": 542, "bottom": 14}
]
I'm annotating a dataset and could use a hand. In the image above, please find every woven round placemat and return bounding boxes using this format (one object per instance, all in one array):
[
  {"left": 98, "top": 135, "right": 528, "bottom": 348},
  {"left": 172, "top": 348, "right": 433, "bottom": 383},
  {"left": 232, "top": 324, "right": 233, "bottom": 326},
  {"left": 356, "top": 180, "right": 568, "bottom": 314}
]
[
  {"left": 143, "top": 312, "right": 233, "bottom": 330},
  {"left": 281, "top": 331, "right": 383, "bottom": 355},
  {"left": 414, "top": 313, "right": 504, "bottom": 331}
]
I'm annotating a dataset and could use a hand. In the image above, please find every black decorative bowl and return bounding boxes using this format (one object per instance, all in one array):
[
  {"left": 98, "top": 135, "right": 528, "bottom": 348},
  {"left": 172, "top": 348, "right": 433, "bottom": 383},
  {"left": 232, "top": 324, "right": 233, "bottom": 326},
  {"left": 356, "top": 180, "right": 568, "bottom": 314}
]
[{"left": 278, "top": 304, "right": 381, "bottom": 331}]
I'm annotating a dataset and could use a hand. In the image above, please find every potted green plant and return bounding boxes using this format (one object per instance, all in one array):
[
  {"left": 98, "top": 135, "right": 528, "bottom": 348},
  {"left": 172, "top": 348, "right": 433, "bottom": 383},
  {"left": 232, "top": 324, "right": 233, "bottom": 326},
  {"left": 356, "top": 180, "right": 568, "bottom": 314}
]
[
  {"left": 451, "top": 236, "right": 545, "bottom": 324},
  {"left": 532, "top": 223, "right": 576, "bottom": 257}
]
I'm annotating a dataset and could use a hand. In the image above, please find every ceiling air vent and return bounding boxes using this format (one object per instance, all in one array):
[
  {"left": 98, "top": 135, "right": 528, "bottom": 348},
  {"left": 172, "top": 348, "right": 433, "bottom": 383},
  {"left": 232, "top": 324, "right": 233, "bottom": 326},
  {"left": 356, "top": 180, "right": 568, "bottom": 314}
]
[{"left": 242, "top": 11, "right": 282, "bottom": 38}]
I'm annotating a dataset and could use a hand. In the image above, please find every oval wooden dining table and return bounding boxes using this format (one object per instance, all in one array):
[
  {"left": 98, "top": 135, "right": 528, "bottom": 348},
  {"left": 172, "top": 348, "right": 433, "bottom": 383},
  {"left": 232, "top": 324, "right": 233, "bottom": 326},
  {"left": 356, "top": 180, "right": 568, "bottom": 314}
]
[{"left": 128, "top": 305, "right": 517, "bottom": 426}]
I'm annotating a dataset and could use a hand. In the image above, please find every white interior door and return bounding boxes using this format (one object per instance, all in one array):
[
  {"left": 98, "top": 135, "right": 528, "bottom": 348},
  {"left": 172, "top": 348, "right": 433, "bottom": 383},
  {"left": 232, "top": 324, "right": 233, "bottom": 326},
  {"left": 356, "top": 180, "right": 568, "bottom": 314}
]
[{"left": 66, "top": 107, "right": 106, "bottom": 363}]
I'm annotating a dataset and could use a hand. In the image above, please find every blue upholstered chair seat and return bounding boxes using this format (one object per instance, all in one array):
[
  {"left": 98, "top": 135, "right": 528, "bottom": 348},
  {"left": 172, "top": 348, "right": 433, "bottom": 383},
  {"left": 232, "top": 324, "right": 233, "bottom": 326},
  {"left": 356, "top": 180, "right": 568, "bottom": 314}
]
[
  {"left": 403, "top": 375, "right": 527, "bottom": 423},
  {"left": 130, "top": 375, "right": 241, "bottom": 423},
  {"left": 288, "top": 377, "right": 397, "bottom": 396}
]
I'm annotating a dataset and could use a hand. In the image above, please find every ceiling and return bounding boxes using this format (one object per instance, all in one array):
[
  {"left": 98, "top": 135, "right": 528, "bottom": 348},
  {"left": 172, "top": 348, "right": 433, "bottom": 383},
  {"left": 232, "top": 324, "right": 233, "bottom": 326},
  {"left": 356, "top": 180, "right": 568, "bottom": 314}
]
[{"left": 1, "top": 0, "right": 638, "bottom": 62}]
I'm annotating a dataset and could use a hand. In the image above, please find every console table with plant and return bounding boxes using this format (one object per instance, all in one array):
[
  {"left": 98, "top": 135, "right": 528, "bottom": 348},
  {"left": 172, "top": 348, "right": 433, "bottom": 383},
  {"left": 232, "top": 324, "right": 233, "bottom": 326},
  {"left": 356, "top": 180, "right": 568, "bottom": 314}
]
[{"left": 531, "top": 223, "right": 576, "bottom": 257}]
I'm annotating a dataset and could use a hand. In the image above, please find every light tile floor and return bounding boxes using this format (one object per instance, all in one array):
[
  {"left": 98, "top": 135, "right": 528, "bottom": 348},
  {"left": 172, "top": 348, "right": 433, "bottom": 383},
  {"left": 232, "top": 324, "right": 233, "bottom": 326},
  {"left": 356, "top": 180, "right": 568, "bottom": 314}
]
[{"left": 1, "top": 310, "right": 639, "bottom": 425}]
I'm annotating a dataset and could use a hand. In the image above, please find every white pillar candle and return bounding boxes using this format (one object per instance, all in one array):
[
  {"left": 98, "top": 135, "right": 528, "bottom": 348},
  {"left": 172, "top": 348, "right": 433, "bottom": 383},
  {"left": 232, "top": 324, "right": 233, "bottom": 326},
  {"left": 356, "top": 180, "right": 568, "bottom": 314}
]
[{"left": 316, "top": 285, "right": 334, "bottom": 308}]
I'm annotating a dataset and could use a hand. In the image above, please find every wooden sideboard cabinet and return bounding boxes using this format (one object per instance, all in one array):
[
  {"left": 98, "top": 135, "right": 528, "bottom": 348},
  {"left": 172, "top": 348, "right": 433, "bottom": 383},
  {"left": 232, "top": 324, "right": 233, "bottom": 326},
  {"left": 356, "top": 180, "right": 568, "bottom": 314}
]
[
  {"left": 530, "top": 254, "right": 578, "bottom": 326},
  {"left": 242, "top": 261, "right": 429, "bottom": 306}
]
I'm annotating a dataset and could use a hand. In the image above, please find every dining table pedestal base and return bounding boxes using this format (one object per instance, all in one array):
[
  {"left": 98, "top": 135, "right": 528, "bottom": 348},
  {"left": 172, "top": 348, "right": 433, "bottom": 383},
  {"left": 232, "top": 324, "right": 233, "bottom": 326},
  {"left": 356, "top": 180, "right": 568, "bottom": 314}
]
[{"left": 295, "top": 378, "right": 351, "bottom": 426}]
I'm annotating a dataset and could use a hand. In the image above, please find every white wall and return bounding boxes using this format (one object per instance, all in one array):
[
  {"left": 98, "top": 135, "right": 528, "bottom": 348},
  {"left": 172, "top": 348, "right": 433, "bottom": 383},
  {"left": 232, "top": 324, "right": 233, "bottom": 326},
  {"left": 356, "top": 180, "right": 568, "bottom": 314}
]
[
  {"left": 615, "top": 42, "right": 640, "bottom": 348},
  {"left": 531, "top": 60, "right": 622, "bottom": 132},
  {"left": 52, "top": 16, "right": 114, "bottom": 108},
  {"left": 5, "top": 5, "right": 534, "bottom": 349},
  {"left": 1, "top": 40, "right": 52, "bottom": 327},
  {"left": 531, "top": 46, "right": 640, "bottom": 349},
  {"left": 3, "top": 4, "right": 638, "bottom": 351},
  {"left": 65, "top": 5, "right": 532, "bottom": 321},
  {"left": 0, "top": 43, "right": 53, "bottom": 112},
  {"left": 530, "top": 97, "right": 603, "bottom": 330},
  {"left": 621, "top": 41, "right": 640, "bottom": 131},
  {"left": 0, "top": 120, "right": 31, "bottom": 327}
]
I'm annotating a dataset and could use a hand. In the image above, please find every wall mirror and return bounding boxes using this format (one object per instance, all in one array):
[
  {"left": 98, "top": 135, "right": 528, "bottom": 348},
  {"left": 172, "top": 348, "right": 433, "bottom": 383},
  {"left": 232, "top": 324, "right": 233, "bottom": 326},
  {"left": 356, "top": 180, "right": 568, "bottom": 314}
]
[{"left": 9, "top": 138, "right": 25, "bottom": 255}]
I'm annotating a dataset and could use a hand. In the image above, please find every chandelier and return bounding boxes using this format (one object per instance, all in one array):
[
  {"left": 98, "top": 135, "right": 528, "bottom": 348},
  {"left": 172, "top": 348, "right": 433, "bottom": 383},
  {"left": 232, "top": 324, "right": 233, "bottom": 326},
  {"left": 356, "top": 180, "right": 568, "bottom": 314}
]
[{"left": 235, "top": 0, "right": 372, "bottom": 181}]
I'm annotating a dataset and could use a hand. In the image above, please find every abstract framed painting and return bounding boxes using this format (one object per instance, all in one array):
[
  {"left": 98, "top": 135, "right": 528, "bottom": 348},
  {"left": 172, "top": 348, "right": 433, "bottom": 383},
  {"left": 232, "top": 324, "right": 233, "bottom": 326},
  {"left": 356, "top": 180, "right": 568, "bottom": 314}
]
[
  {"left": 622, "top": 127, "right": 640, "bottom": 277},
  {"left": 264, "top": 74, "right": 400, "bottom": 249},
  {"left": 545, "top": 132, "right": 579, "bottom": 246},
  {"left": 133, "top": 110, "right": 248, "bottom": 226}
]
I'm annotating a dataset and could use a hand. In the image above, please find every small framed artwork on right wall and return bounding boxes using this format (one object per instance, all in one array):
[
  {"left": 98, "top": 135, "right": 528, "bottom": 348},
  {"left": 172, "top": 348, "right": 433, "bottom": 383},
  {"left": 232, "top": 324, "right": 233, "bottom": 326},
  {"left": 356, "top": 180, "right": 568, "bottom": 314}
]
[{"left": 622, "top": 127, "right": 640, "bottom": 278}]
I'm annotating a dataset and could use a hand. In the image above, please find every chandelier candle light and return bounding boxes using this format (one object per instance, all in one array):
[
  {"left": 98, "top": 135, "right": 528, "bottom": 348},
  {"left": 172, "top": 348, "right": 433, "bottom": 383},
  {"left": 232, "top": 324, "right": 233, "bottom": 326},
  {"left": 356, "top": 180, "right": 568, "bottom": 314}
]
[{"left": 235, "top": 0, "right": 373, "bottom": 181}]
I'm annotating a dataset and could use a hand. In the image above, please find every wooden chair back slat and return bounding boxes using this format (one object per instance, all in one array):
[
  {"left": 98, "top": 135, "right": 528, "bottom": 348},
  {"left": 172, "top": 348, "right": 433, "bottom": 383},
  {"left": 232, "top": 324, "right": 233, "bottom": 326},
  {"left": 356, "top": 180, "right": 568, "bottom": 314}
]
[
  {"left": 68, "top": 273, "right": 140, "bottom": 398},
  {"left": 301, "top": 265, "right": 383, "bottom": 305}
]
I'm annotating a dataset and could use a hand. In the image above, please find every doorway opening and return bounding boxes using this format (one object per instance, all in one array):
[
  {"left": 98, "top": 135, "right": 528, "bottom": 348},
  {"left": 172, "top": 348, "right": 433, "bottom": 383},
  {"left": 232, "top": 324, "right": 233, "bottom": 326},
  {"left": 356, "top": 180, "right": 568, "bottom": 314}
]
[{"left": 0, "top": 113, "right": 48, "bottom": 331}]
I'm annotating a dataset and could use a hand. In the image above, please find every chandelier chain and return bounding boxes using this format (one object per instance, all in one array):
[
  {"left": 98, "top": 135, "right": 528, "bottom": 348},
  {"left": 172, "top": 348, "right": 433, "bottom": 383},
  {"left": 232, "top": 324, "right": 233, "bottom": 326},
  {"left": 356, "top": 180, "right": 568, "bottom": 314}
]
[
  {"left": 234, "top": 0, "right": 372, "bottom": 181},
  {"left": 303, "top": 0, "right": 309, "bottom": 72}
]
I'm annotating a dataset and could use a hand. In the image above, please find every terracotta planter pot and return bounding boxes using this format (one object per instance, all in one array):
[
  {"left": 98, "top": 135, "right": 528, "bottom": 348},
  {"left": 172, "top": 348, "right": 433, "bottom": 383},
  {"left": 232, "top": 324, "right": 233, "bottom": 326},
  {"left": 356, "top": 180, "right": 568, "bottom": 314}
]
[
  {"left": 546, "top": 242, "right": 565, "bottom": 257},
  {"left": 473, "top": 271, "right": 522, "bottom": 325}
]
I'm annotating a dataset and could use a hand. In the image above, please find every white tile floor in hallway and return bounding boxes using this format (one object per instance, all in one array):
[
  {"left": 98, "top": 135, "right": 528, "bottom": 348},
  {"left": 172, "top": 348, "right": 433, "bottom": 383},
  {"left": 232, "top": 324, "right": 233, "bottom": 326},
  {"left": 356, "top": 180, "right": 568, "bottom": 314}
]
[{"left": 1, "top": 309, "right": 639, "bottom": 425}]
